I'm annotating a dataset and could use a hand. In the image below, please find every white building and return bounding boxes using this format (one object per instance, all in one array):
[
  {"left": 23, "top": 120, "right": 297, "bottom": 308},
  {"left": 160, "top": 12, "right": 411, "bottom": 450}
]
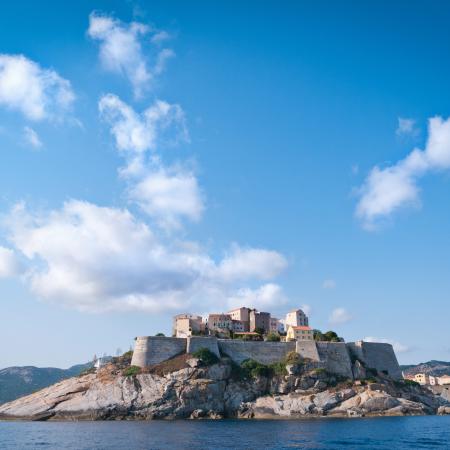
[{"left": 285, "top": 309, "right": 309, "bottom": 328}]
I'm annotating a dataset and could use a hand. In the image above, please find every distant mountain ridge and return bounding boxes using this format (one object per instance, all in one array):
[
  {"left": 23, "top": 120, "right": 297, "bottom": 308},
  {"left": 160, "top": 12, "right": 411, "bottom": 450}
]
[
  {"left": 0, "top": 363, "right": 92, "bottom": 404},
  {"left": 400, "top": 360, "right": 450, "bottom": 377}
]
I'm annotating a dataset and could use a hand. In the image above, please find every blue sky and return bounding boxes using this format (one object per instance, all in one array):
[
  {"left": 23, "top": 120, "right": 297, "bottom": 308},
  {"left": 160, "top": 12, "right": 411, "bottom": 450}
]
[{"left": 1, "top": 0, "right": 450, "bottom": 368}]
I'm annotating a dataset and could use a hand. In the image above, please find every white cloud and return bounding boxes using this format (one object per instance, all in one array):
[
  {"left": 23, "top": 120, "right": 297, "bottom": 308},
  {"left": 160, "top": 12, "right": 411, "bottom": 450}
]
[
  {"left": 396, "top": 117, "right": 418, "bottom": 137},
  {"left": 322, "top": 279, "right": 336, "bottom": 289},
  {"left": 329, "top": 307, "right": 352, "bottom": 325},
  {"left": 300, "top": 304, "right": 312, "bottom": 316},
  {"left": 227, "top": 283, "right": 287, "bottom": 312},
  {"left": 23, "top": 126, "right": 42, "bottom": 149},
  {"left": 99, "top": 94, "right": 197, "bottom": 228},
  {"left": 128, "top": 164, "right": 204, "bottom": 229},
  {"left": 4, "top": 201, "right": 288, "bottom": 313},
  {"left": 99, "top": 93, "right": 188, "bottom": 155},
  {"left": 218, "top": 245, "right": 288, "bottom": 283},
  {"left": 0, "top": 54, "right": 74, "bottom": 121},
  {"left": 364, "top": 336, "right": 410, "bottom": 353},
  {"left": 88, "top": 13, "right": 174, "bottom": 98},
  {"left": 151, "top": 31, "right": 172, "bottom": 45},
  {"left": 0, "top": 246, "right": 23, "bottom": 278},
  {"left": 154, "top": 48, "right": 175, "bottom": 75},
  {"left": 356, "top": 116, "right": 450, "bottom": 229}
]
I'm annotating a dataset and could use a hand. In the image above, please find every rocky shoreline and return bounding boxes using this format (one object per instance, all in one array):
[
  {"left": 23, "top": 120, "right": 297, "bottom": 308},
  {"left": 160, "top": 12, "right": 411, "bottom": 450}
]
[{"left": 1, "top": 353, "right": 449, "bottom": 421}]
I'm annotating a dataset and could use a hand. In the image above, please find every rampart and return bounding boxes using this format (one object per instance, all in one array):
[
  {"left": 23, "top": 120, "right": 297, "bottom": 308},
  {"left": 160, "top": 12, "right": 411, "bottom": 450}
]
[
  {"left": 218, "top": 340, "right": 296, "bottom": 364},
  {"left": 187, "top": 336, "right": 221, "bottom": 358},
  {"left": 316, "top": 342, "right": 354, "bottom": 379},
  {"left": 131, "top": 336, "right": 402, "bottom": 380},
  {"left": 347, "top": 341, "right": 402, "bottom": 380},
  {"left": 131, "top": 336, "right": 186, "bottom": 367}
]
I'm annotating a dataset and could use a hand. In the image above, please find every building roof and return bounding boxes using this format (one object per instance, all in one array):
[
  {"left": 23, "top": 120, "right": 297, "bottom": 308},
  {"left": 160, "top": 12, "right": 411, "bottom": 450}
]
[
  {"left": 289, "top": 325, "right": 312, "bottom": 331},
  {"left": 227, "top": 307, "right": 250, "bottom": 312}
]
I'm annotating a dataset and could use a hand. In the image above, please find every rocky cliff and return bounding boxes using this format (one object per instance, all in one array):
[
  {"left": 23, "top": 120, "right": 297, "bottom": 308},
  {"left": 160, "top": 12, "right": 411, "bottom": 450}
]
[{"left": 0, "top": 353, "right": 448, "bottom": 421}]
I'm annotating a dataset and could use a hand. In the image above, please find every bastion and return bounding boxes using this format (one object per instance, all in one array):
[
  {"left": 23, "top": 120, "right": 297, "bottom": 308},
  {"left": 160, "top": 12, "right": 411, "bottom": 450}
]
[{"left": 131, "top": 335, "right": 402, "bottom": 380}]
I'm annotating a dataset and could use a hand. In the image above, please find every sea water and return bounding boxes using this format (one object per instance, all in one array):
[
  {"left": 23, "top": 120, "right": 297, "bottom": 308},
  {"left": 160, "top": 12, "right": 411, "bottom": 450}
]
[{"left": 0, "top": 416, "right": 450, "bottom": 449}]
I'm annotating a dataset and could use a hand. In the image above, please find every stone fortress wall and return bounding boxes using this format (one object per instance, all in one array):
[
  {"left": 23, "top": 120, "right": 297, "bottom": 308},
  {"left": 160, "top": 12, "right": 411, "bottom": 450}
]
[
  {"left": 131, "top": 336, "right": 402, "bottom": 380},
  {"left": 218, "top": 340, "right": 297, "bottom": 364}
]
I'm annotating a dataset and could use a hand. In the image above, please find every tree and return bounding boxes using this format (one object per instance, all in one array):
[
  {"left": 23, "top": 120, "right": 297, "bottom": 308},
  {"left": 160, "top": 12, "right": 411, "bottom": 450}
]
[
  {"left": 254, "top": 327, "right": 265, "bottom": 336},
  {"left": 324, "top": 331, "right": 340, "bottom": 342},
  {"left": 313, "top": 329, "right": 324, "bottom": 341},
  {"left": 314, "top": 329, "right": 343, "bottom": 342},
  {"left": 266, "top": 332, "right": 280, "bottom": 342},
  {"left": 155, "top": 332, "right": 165, "bottom": 337}
]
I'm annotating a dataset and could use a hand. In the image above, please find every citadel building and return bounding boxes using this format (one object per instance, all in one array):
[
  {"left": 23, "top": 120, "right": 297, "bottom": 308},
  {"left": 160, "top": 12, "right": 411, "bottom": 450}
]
[{"left": 131, "top": 305, "right": 403, "bottom": 381}]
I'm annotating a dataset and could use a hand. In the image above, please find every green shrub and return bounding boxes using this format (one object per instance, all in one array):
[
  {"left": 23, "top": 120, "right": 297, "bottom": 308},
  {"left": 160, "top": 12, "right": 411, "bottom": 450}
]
[
  {"left": 313, "top": 368, "right": 327, "bottom": 375},
  {"left": 123, "top": 365, "right": 141, "bottom": 377},
  {"left": 403, "top": 379, "right": 420, "bottom": 387},
  {"left": 155, "top": 332, "right": 165, "bottom": 337},
  {"left": 285, "top": 351, "right": 302, "bottom": 365},
  {"left": 192, "top": 347, "right": 219, "bottom": 366},
  {"left": 269, "top": 361, "right": 287, "bottom": 376},
  {"left": 122, "top": 350, "right": 133, "bottom": 359},
  {"left": 266, "top": 332, "right": 281, "bottom": 342},
  {"left": 241, "top": 359, "right": 272, "bottom": 378}
]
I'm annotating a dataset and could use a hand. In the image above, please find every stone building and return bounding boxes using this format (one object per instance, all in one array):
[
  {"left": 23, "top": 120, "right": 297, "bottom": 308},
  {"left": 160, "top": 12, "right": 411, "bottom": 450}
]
[
  {"left": 173, "top": 314, "right": 204, "bottom": 338},
  {"left": 231, "top": 319, "right": 247, "bottom": 332},
  {"left": 269, "top": 317, "right": 284, "bottom": 333},
  {"left": 285, "top": 309, "right": 309, "bottom": 327},
  {"left": 227, "top": 307, "right": 251, "bottom": 329},
  {"left": 249, "top": 310, "right": 271, "bottom": 333},
  {"left": 286, "top": 325, "right": 314, "bottom": 341},
  {"left": 207, "top": 314, "right": 233, "bottom": 333}
]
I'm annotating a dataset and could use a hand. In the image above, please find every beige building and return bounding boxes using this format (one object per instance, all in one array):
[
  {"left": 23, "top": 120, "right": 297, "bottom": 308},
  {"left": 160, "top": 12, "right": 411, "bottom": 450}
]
[
  {"left": 173, "top": 314, "right": 204, "bottom": 338},
  {"left": 207, "top": 314, "right": 233, "bottom": 332},
  {"left": 287, "top": 325, "right": 313, "bottom": 341},
  {"left": 413, "top": 373, "right": 429, "bottom": 385},
  {"left": 285, "top": 309, "right": 309, "bottom": 328},
  {"left": 227, "top": 307, "right": 250, "bottom": 331}
]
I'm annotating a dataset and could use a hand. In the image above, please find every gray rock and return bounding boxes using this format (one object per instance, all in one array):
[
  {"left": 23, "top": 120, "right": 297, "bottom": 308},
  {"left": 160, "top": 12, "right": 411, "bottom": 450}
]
[{"left": 186, "top": 358, "right": 201, "bottom": 368}]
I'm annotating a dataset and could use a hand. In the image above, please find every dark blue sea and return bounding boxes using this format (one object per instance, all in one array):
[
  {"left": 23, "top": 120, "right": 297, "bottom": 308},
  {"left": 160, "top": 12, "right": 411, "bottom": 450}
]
[{"left": 1, "top": 416, "right": 450, "bottom": 449}]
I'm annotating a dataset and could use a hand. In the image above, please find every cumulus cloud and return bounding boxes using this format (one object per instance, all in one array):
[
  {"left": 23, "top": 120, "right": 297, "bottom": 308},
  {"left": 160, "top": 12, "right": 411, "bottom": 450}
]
[
  {"left": 217, "top": 245, "right": 288, "bottom": 283},
  {"left": 0, "top": 54, "right": 74, "bottom": 121},
  {"left": 300, "top": 304, "right": 312, "bottom": 316},
  {"left": 227, "top": 283, "right": 287, "bottom": 311},
  {"left": 154, "top": 48, "right": 175, "bottom": 75},
  {"left": 99, "top": 93, "right": 188, "bottom": 155},
  {"left": 128, "top": 164, "right": 204, "bottom": 229},
  {"left": 88, "top": 13, "right": 174, "bottom": 97},
  {"left": 356, "top": 116, "right": 450, "bottom": 229},
  {"left": 0, "top": 246, "right": 23, "bottom": 278},
  {"left": 322, "top": 279, "right": 336, "bottom": 289},
  {"left": 364, "top": 336, "right": 410, "bottom": 353},
  {"left": 4, "top": 201, "right": 288, "bottom": 313},
  {"left": 23, "top": 126, "right": 42, "bottom": 149},
  {"left": 99, "top": 94, "right": 198, "bottom": 228},
  {"left": 396, "top": 117, "right": 418, "bottom": 137},
  {"left": 329, "top": 307, "right": 352, "bottom": 325}
]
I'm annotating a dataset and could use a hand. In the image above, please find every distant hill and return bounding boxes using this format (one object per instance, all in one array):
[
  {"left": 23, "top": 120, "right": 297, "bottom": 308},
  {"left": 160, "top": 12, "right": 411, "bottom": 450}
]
[
  {"left": 400, "top": 360, "right": 450, "bottom": 377},
  {"left": 0, "top": 363, "right": 92, "bottom": 404}
]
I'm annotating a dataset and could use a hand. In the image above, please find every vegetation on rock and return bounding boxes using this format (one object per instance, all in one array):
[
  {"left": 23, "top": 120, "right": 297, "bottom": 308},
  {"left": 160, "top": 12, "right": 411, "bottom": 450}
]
[
  {"left": 191, "top": 348, "right": 219, "bottom": 366},
  {"left": 123, "top": 366, "right": 141, "bottom": 377}
]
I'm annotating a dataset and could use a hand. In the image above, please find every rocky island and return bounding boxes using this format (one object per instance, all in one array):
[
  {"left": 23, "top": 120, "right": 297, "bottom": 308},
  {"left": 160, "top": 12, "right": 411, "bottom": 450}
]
[{"left": 1, "top": 348, "right": 449, "bottom": 421}]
